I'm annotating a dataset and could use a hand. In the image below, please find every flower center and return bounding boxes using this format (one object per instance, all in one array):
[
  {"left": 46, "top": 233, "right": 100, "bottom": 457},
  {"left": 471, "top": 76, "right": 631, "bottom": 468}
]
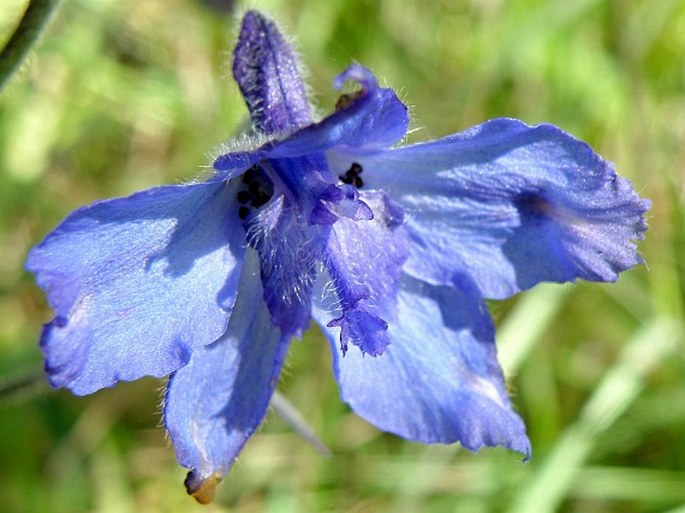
[{"left": 236, "top": 164, "right": 275, "bottom": 220}]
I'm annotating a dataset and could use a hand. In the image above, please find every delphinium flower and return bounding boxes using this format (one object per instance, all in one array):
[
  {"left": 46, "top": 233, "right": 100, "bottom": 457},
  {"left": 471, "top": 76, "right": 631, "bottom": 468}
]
[{"left": 26, "top": 10, "right": 649, "bottom": 504}]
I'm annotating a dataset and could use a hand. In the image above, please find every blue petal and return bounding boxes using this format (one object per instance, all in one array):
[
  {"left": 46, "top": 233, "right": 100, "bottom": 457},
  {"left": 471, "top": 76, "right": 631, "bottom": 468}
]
[
  {"left": 215, "top": 65, "right": 408, "bottom": 186},
  {"left": 311, "top": 184, "right": 374, "bottom": 225},
  {"left": 322, "top": 191, "right": 409, "bottom": 355},
  {"left": 342, "top": 118, "right": 649, "bottom": 299},
  {"left": 244, "top": 188, "right": 329, "bottom": 337},
  {"left": 314, "top": 273, "right": 530, "bottom": 456},
  {"left": 164, "top": 250, "right": 289, "bottom": 504},
  {"left": 268, "top": 64, "right": 409, "bottom": 158},
  {"left": 233, "top": 11, "right": 312, "bottom": 135},
  {"left": 213, "top": 150, "right": 260, "bottom": 176},
  {"left": 26, "top": 181, "right": 245, "bottom": 395}
]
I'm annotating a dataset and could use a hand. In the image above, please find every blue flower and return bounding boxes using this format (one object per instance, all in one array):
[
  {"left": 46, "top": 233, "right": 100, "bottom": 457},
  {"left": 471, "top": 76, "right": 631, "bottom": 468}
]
[{"left": 26, "top": 10, "right": 649, "bottom": 503}]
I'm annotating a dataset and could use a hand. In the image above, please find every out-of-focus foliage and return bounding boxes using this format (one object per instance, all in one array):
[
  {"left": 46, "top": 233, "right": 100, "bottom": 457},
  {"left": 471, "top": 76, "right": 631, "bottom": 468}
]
[{"left": 1, "top": 0, "right": 684, "bottom": 512}]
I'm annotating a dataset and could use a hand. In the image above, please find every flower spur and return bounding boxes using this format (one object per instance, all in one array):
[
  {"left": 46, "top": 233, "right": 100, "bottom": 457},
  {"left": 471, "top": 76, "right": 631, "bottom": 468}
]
[{"left": 26, "top": 10, "right": 649, "bottom": 503}]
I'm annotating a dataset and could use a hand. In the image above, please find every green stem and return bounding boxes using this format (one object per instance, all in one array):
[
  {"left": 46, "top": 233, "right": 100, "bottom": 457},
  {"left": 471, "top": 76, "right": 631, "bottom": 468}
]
[
  {"left": 0, "top": 0, "right": 61, "bottom": 91},
  {"left": 0, "top": 369, "right": 47, "bottom": 406}
]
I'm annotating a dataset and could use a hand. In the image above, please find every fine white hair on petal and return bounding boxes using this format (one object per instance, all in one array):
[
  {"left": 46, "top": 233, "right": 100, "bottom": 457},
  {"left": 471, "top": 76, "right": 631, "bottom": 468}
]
[
  {"left": 312, "top": 265, "right": 343, "bottom": 317},
  {"left": 209, "top": 131, "right": 270, "bottom": 165},
  {"left": 245, "top": 196, "right": 320, "bottom": 308}
]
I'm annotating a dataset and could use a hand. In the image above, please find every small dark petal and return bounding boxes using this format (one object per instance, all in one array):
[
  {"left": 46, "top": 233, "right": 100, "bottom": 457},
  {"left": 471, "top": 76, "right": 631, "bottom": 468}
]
[
  {"left": 319, "top": 184, "right": 345, "bottom": 202},
  {"left": 310, "top": 201, "right": 339, "bottom": 225},
  {"left": 237, "top": 190, "right": 251, "bottom": 204},
  {"left": 238, "top": 206, "right": 250, "bottom": 220}
]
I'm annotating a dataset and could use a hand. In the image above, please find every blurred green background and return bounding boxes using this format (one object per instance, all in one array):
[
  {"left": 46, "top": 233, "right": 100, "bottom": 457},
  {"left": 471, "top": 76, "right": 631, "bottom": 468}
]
[{"left": 1, "top": 0, "right": 684, "bottom": 511}]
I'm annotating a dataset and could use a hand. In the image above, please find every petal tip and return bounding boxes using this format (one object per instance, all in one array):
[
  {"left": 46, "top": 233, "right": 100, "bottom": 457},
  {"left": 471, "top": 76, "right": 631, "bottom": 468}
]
[
  {"left": 185, "top": 470, "right": 223, "bottom": 505},
  {"left": 333, "top": 63, "right": 376, "bottom": 91}
]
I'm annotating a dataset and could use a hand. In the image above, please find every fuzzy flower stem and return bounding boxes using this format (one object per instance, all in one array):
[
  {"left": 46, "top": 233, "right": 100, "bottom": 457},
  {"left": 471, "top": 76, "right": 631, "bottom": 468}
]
[
  {"left": 0, "top": 0, "right": 60, "bottom": 91},
  {"left": 271, "top": 391, "right": 332, "bottom": 457}
]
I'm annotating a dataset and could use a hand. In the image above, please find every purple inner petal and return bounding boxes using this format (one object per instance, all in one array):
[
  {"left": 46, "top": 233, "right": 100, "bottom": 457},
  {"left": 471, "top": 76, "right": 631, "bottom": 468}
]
[
  {"left": 321, "top": 191, "right": 409, "bottom": 355},
  {"left": 268, "top": 64, "right": 409, "bottom": 158},
  {"left": 233, "top": 11, "right": 312, "bottom": 135}
]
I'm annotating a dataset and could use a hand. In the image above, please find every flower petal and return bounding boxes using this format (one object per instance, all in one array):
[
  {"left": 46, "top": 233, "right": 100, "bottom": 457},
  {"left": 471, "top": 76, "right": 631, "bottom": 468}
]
[
  {"left": 244, "top": 189, "right": 329, "bottom": 337},
  {"left": 322, "top": 191, "right": 409, "bottom": 355},
  {"left": 212, "top": 149, "right": 261, "bottom": 178},
  {"left": 164, "top": 250, "right": 289, "bottom": 504},
  {"left": 26, "top": 181, "right": 245, "bottom": 395},
  {"left": 268, "top": 64, "right": 409, "bottom": 158},
  {"left": 314, "top": 273, "right": 530, "bottom": 456},
  {"left": 341, "top": 118, "right": 649, "bottom": 299},
  {"left": 233, "top": 11, "right": 312, "bottom": 135},
  {"left": 311, "top": 184, "right": 374, "bottom": 225}
]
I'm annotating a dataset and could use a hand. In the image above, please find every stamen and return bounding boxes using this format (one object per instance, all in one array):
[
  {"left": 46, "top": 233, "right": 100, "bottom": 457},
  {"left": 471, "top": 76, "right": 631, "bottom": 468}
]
[
  {"left": 252, "top": 192, "right": 271, "bottom": 208},
  {"left": 242, "top": 164, "right": 260, "bottom": 184},
  {"left": 339, "top": 162, "right": 364, "bottom": 188},
  {"left": 236, "top": 163, "right": 276, "bottom": 220},
  {"left": 248, "top": 181, "right": 260, "bottom": 195}
]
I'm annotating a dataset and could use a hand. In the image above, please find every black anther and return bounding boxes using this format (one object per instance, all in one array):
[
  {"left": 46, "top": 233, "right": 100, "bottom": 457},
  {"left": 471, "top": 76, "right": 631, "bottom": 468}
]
[
  {"left": 242, "top": 164, "right": 260, "bottom": 184},
  {"left": 248, "top": 181, "right": 260, "bottom": 195},
  {"left": 252, "top": 192, "right": 271, "bottom": 208},
  {"left": 339, "top": 162, "right": 364, "bottom": 188}
]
